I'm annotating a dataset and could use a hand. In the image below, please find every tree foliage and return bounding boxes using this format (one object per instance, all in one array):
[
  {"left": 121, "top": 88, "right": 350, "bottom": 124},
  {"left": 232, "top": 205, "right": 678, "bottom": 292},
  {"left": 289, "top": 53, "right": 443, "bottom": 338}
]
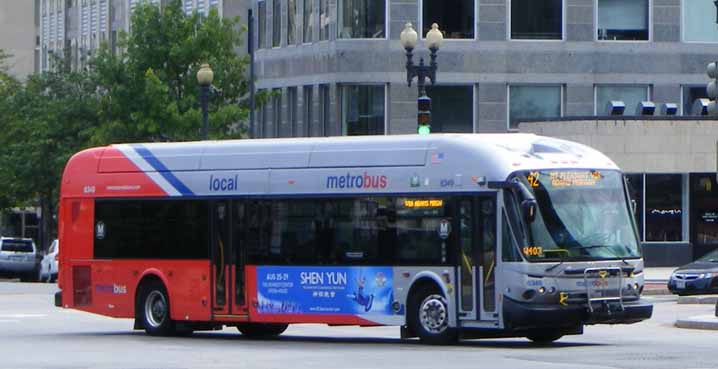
[
  {"left": 91, "top": 0, "right": 250, "bottom": 143},
  {"left": 0, "top": 1, "right": 255, "bottom": 246}
]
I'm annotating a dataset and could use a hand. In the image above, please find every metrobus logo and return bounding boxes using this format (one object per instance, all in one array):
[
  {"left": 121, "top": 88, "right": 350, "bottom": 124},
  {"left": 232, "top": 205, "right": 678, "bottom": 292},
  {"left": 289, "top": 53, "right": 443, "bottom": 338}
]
[{"left": 326, "top": 172, "right": 388, "bottom": 189}]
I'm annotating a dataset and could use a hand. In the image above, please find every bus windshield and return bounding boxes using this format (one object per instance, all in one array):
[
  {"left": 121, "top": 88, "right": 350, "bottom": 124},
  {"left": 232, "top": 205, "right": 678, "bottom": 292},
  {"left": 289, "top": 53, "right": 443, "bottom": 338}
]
[{"left": 514, "top": 169, "right": 641, "bottom": 261}]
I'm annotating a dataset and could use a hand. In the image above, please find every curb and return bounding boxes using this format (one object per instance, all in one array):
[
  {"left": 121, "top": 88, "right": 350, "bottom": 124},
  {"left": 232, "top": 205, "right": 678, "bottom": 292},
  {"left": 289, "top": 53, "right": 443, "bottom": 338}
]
[
  {"left": 678, "top": 296, "right": 718, "bottom": 305},
  {"left": 675, "top": 316, "right": 718, "bottom": 330},
  {"left": 642, "top": 288, "right": 671, "bottom": 296}
]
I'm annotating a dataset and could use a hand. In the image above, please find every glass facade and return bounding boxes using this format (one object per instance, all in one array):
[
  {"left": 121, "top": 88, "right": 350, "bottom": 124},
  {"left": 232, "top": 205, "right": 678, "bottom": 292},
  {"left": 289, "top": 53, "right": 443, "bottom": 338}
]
[
  {"left": 509, "top": 85, "right": 562, "bottom": 129},
  {"left": 341, "top": 85, "right": 385, "bottom": 136},
  {"left": 595, "top": 85, "right": 648, "bottom": 115},
  {"left": 338, "top": 0, "right": 386, "bottom": 38},
  {"left": 272, "top": 0, "right": 281, "bottom": 47},
  {"left": 258, "top": 0, "right": 266, "bottom": 49},
  {"left": 303, "top": 0, "right": 313, "bottom": 42},
  {"left": 426, "top": 86, "right": 474, "bottom": 133},
  {"left": 288, "top": 0, "right": 296, "bottom": 45},
  {"left": 304, "top": 86, "right": 314, "bottom": 136},
  {"left": 597, "top": 0, "right": 648, "bottom": 41},
  {"left": 511, "top": 0, "right": 562, "bottom": 40},
  {"left": 645, "top": 174, "right": 683, "bottom": 242},
  {"left": 683, "top": 0, "right": 718, "bottom": 42},
  {"left": 422, "top": 0, "right": 474, "bottom": 39},
  {"left": 319, "top": 0, "right": 329, "bottom": 40}
]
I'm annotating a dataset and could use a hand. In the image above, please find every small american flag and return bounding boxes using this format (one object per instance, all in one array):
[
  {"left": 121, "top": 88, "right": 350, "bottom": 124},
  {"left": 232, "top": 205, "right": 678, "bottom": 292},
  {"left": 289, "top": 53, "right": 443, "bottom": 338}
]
[{"left": 431, "top": 152, "right": 445, "bottom": 164}]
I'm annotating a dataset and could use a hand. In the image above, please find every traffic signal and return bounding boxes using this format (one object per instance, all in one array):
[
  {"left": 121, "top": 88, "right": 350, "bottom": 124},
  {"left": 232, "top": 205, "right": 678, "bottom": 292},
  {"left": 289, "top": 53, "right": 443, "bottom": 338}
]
[
  {"left": 417, "top": 95, "right": 431, "bottom": 135},
  {"left": 707, "top": 62, "right": 718, "bottom": 115}
]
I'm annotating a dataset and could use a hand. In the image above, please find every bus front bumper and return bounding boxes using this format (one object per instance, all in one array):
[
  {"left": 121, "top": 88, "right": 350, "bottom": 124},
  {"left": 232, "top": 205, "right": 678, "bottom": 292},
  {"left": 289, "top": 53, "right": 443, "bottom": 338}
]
[{"left": 503, "top": 296, "right": 653, "bottom": 330}]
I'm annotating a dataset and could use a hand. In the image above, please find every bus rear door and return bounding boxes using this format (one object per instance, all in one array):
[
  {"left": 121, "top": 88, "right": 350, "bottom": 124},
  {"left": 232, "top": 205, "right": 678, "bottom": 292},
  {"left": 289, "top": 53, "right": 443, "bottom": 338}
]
[
  {"left": 211, "top": 200, "right": 248, "bottom": 317},
  {"left": 457, "top": 196, "right": 499, "bottom": 324}
]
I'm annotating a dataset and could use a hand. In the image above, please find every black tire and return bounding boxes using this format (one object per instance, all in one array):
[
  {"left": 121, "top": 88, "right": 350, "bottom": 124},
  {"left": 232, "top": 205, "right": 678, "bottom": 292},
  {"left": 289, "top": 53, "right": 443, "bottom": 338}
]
[
  {"left": 526, "top": 330, "right": 563, "bottom": 344},
  {"left": 408, "top": 284, "right": 457, "bottom": 345},
  {"left": 237, "top": 323, "right": 289, "bottom": 338},
  {"left": 137, "top": 280, "right": 176, "bottom": 336}
]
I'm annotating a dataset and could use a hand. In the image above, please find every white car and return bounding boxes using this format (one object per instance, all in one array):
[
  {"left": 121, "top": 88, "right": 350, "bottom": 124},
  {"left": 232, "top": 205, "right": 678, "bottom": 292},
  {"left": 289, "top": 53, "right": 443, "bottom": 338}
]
[
  {"left": 0, "top": 237, "right": 38, "bottom": 281},
  {"left": 39, "top": 239, "right": 59, "bottom": 283}
]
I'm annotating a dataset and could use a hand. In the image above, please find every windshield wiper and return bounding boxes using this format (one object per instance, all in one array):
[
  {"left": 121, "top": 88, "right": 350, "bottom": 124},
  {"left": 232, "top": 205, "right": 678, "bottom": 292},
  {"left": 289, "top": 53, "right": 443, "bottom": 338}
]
[
  {"left": 579, "top": 245, "right": 630, "bottom": 265},
  {"left": 545, "top": 250, "right": 569, "bottom": 272}
]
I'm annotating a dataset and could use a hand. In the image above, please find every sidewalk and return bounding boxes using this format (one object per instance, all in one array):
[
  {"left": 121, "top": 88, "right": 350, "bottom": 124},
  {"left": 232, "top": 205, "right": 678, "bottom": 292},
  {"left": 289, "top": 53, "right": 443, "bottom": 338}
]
[{"left": 643, "top": 267, "right": 673, "bottom": 296}]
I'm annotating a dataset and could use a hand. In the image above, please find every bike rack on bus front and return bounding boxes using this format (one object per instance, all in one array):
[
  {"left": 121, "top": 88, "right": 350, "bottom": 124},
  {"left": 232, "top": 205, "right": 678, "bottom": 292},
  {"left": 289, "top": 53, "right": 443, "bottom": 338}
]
[{"left": 583, "top": 267, "right": 624, "bottom": 314}]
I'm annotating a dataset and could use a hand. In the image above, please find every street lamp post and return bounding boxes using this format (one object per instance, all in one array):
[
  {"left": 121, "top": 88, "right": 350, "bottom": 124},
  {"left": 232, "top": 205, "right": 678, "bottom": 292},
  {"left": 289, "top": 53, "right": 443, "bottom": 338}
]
[
  {"left": 197, "top": 63, "right": 214, "bottom": 140},
  {"left": 400, "top": 22, "right": 443, "bottom": 135}
]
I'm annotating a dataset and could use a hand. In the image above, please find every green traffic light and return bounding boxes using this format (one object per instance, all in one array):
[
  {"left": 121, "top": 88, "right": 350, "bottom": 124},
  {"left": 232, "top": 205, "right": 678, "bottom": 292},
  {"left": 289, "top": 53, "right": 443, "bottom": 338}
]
[{"left": 418, "top": 125, "right": 431, "bottom": 135}]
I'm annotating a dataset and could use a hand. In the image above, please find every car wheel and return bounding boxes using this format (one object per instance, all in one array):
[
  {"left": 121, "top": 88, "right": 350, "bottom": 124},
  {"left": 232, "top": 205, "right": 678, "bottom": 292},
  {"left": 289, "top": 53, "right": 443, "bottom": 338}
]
[
  {"left": 408, "top": 284, "right": 457, "bottom": 345},
  {"left": 137, "top": 280, "right": 175, "bottom": 336},
  {"left": 237, "top": 323, "right": 288, "bottom": 338},
  {"left": 527, "top": 330, "right": 563, "bottom": 345}
]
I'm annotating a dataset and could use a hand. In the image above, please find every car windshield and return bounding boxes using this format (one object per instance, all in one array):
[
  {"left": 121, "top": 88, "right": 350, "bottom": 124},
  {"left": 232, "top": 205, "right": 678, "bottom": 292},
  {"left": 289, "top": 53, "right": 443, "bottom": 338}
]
[
  {"left": 514, "top": 169, "right": 641, "bottom": 261},
  {"left": 1, "top": 240, "right": 34, "bottom": 253},
  {"left": 698, "top": 249, "right": 718, "bottom": 263}
]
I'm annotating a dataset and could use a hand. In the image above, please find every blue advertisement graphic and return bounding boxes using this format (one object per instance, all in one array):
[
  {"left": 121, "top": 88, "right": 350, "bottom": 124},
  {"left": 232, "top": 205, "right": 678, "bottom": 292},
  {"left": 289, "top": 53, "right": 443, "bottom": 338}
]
[{"left": 257, "top": 266, "right": 394, "bottom": 315}]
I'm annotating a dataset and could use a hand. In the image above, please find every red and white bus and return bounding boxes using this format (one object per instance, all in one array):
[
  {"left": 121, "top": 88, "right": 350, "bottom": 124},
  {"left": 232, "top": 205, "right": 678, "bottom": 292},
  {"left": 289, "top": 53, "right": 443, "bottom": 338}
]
[{"left": 56, "top": 134, "right": 652, "bottom": 344}]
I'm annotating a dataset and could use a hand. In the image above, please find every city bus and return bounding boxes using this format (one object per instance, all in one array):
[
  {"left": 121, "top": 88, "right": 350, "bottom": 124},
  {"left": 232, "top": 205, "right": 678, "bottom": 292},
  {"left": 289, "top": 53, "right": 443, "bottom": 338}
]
[{"left": 55, "top": 134, "right": 652, "bottom": 344}]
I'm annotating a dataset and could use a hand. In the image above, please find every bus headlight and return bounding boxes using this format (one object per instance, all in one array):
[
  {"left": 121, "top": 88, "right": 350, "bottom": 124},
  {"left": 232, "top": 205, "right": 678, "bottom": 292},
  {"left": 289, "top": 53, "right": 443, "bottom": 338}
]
[{"left": 538, "top": 287, "right": 546, "bottom": 295}]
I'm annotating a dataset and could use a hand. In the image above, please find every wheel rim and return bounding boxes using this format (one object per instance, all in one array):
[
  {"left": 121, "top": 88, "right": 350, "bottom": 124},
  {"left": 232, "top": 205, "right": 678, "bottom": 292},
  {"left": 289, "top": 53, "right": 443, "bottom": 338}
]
[
  {"left": 144, "top": 290, "right": 167, "bottom": 328},
  {"left": 419, "top": 294, "right": 448, "bottom": 334}
]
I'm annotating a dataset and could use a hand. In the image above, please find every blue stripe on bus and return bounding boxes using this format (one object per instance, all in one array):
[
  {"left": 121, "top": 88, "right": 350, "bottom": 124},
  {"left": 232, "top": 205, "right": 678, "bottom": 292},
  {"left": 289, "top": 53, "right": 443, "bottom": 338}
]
[{"left": 132, "top": 145, "right": 195, "bottom": 196}]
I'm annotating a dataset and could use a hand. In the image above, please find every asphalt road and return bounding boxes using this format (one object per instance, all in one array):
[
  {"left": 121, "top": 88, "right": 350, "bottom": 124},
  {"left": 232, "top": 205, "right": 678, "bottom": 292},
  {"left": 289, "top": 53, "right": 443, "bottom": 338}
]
[{"left": 0, "top": 282, "right": 716, "bottom": 369}]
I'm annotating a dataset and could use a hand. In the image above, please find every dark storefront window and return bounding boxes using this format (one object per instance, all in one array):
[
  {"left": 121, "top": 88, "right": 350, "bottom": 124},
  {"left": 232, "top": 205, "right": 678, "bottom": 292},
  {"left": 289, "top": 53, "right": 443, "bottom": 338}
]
[
  {"left": 690, "top": 174, "right": 718, "bottom": 257},
  {"left": 597, "top": 0, "right": 648, "bottom": 41},
  {"left": 426, "top": 85, "right": 474, "bottom": 133},
  {"left": 341, "top": 85, "right": 384, "bottom": 136},
  {"left": 338, "top": 0, "right": 386, "bottom": 38},
  {"left": 423, "top": 0, "right": 474, "bottom": 39},
  {"left": 645, "top": 174, "right": 683, "bottom": 242},
  {"left": 626, "top": 174, "right": 644, "bottom": 241},
  {"left": 511, "top": 0, "right": 562, "bottom": 40}
]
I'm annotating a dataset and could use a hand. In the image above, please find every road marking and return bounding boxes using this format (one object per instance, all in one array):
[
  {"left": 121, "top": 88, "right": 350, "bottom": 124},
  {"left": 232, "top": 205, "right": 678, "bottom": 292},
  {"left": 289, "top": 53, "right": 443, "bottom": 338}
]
[{"left": 0, "top": 314, "right": 46, "bottom": 318}]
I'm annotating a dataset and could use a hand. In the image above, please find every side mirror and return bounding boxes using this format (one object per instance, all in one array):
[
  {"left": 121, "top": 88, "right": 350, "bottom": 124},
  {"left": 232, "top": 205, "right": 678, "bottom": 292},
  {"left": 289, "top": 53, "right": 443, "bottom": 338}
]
[{"left": 521, "top": 200, "right": 537, "bottom": 223}]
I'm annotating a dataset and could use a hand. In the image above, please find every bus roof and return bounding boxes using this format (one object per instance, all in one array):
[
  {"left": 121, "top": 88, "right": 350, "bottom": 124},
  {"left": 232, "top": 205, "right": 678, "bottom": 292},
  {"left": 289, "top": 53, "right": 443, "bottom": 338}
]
[{"left": 61, "top": 134, "right": 620, "bottom": 198}]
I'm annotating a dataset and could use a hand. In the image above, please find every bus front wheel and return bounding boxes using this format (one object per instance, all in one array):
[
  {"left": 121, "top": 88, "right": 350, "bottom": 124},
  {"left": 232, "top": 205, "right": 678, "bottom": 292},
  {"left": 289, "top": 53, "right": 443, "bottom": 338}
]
[
  {"left": 137, "top": 280, "right": 175, "bottom": 336},
  {"left": 237, "top": 323, "right": 288, "bottom": 338},
  {"left": 408, "top": 285, "right": 457, "bottom": 345}
]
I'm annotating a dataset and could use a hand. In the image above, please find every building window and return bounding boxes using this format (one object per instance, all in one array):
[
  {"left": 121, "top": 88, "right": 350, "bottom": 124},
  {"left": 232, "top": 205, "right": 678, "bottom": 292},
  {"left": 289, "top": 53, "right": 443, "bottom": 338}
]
[
  {"left": 319, "top": 0, "right": 329, "bottom": 40},
  {"left": 508, "top": 85, "right": 562, "bottom": 130},
  {"left": 272, "top": 0, "right": 281, "bottom": 47},
  {"left": 272, "top": 89, "right": 282, "bottom": 137},
  {"left": 683, "top": 86, "right": 708, "bottom": 115},
  {"left": 626, "top": 174, "right": 644, "bottom": 242},
  {"left": 597, "top": 0, "right": 649, "bottom": 41},
  {"left": 304, "top": 86, "right": 314, "bottom": 136},
  {"left": 320, "top": 84, "right": 331, "bottom": 136},
  {"left": 258, "top": 0, "right": 266, "bottom": 49},
  {"left": 510, "top": 0, "right": 562, "bottom": 40},
  {"left": 303, "top": 0, "right": 313, "bottom": 42},
  {"left": 690, "top": 174, "right": 718, "bottom": 255},
  {"left": 683, "top": 0, "right": 718, "bottom": 42},
  {"left": 645, "top": 174, "right": 683, "bottom": 242},
  {"left": 288, "top": 87, "right": 298, "bottom": 137},
  {"left": 426, "top": 86, "right": 474, "bottom": 133},
  {"left": 595, "top": 85, "right": 648, "bottom": 115},
  {"left": 422, "top": 0, "right": 474, "bottom": 39},
  {"left": 338, "top": 0, "right": 386, "bottom": 39},
  {"left": 288, "top": 0, "right": 296, "bottom": 45},
  {"left": 341, "top": 85, "right": 385, "bottom": 136}
]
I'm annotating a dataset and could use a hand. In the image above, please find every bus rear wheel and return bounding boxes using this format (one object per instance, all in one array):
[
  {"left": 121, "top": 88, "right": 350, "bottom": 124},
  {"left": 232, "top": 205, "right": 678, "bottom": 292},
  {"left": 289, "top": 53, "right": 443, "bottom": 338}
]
[
  {"left": 137, "top": 280, "right": 176, "bottom": 336},
  {"left": 526, "top": 330, "right": 563, "bottom": 344},
  {"left": 237, "top": 323, "right": 288, "bottom": 338},
  {"left": 409, "top": 285, "right": 457, "bottom": 345}
]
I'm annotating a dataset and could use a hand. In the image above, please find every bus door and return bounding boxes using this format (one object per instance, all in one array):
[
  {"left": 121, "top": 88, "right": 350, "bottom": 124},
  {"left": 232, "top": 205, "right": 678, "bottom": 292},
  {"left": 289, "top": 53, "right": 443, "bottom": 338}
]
[
  {"left": 457, "top": 196, "right": 498, "bottom": 322},
  {"left": 211, "top": 200, "right": 231, "bottom": 316}
]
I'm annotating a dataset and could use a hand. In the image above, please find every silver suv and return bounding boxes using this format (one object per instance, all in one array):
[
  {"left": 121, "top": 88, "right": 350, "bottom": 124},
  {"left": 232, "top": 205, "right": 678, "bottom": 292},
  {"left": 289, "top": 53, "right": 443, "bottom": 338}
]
[{"left": 0, "top": 237, "right": 37, "bottom": 281}]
